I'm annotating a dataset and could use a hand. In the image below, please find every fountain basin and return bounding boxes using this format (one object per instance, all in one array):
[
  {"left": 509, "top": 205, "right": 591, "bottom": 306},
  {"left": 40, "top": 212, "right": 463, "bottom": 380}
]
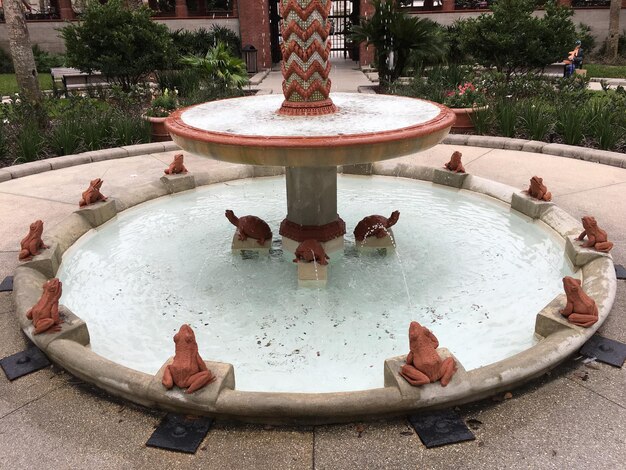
[
  {"left": 13, "top": 164, "right": 616, "bottom": 424},
  {"left": 166, "top": 94, "right": 455, "bottom": 167}
]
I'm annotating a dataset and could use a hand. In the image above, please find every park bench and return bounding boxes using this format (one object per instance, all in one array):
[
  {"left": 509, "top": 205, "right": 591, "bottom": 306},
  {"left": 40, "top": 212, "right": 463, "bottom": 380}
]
[
  {"left": 544, "top": 62, "right": 587, "bottom": 78},
  {"left": 50, "top": 67, "right": 110, "bottom": 95}
]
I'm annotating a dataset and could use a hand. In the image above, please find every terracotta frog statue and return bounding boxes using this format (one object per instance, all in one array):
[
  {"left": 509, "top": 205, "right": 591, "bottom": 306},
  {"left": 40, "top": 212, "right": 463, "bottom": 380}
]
[
  {"left": 162, "top": 324, "right": 216, "bottom": 394},
  {"left": 293, "top": 239, "right": 329, "bottom": 265},
  {"left": 353, "top": 211, "right": 400, "bottom": 242},
  {"left": 19, "top": 220, "right": 48, "bottom": 261},
  {"left": 444, "top": 151, "right": 465, "bottom": 173},
  {"left": 560, "top": 276, "right": 598, "bottom": 328},
  {"left": 79, "top": 178, "right": 107, "bottom": 207},
  {"left": 225, "top": 210, "right": 272, "bottom": 245},
  {"left": 26, "top": 278, "right": 63, "bottom": 334},
  {"left": 577, "top": 216, "right": 613, "bottom": 252},
  {"left": 399, "top": 321, "right": 456, "bottom": 387},
  {"left": 526, "top": 176, "right": 552, "bottom": 201},
  {"left": 164, "top": 153, "right": 188, "bottom": 175}
]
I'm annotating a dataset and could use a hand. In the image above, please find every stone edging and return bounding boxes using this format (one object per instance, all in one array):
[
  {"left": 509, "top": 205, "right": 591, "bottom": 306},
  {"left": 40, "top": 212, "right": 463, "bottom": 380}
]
[
  {"left": 11, "top": 162, "right": 616, "bottom": 424},
  {"left": 442, "top": 134, "right": 626, "bottom": 169},
  {"left": 1, "top": 131, "right": 625, "bottom": 184}
]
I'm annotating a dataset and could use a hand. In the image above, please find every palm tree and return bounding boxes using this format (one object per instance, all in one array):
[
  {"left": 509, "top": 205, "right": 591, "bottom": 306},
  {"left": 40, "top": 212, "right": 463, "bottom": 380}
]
[
  {"left": 182, "top": 42, "right": 248, "bottom": 90},
  {"left": 349, "top": 0, "right": 446, "bottom": 85}
]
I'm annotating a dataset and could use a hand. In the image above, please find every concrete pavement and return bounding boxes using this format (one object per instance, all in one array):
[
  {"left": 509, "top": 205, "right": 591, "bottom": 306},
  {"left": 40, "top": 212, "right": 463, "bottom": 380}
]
[{"left": 0, "top": 63, "right": 625, "bottom": 469}]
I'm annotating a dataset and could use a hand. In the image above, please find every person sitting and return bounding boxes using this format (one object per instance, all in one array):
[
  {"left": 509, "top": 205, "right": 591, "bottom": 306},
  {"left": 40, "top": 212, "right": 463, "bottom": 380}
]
[{"left": 564, "top": 40, "right": 583, "bottom": 78}]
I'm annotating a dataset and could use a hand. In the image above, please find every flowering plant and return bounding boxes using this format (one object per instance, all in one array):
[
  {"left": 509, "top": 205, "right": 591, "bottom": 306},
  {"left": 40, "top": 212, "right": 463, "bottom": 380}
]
[
  {"left": 443, "top": 82, "right": 487, "bottom": 108},
  {"left": 145, "top": 88, "right": 178, "bottom": 118}
]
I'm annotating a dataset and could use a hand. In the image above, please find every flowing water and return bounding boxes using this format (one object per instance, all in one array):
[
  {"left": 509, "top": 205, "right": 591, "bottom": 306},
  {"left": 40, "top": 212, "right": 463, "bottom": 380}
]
[{"left": 57, "top": 175, "right": 575, "bottom": 393}]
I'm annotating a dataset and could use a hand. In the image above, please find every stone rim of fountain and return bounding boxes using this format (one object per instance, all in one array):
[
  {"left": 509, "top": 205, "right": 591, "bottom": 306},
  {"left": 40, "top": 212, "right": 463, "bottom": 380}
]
[
  {"left": 165, "top": 94, "right": 456, "bottom": 168},
  {"left": 12, "top": 166, "right": 616, "bottom": 424}
]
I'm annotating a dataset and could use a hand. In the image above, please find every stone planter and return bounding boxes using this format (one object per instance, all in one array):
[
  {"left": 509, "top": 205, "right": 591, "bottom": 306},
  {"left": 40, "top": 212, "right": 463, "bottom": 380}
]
[{"left": 145, "top": 115, "right": 172, "bottom": 142}]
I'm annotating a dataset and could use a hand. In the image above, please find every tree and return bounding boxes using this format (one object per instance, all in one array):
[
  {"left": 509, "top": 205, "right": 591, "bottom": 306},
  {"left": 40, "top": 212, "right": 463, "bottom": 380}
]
[
  {"left": 460, "top": 0, "right": 576, "bottom": 79},
  {"left": 350, "top": 0, "right": 445, "bottom": 85},
  {"left": 60, "top": 0, "right": 174, "bottom": 90},
  {"left": 606, "top": 0, "right": 621, "bottom": 62},
  {"left": 3, "top": 0, "right": 43, "bottom": 108}
]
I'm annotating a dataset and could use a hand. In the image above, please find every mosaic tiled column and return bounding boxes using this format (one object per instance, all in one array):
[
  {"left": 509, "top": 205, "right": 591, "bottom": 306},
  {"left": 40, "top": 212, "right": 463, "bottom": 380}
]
[{"left": 278, "top": 0, "right": 337, "bottom": 116}]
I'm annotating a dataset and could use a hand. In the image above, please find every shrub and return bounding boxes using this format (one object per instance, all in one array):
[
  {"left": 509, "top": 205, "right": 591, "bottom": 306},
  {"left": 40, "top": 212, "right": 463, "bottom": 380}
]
[
  {"left": 60, "top": 0, "right": 174, "bottom": 90},
  {"left": 32, "top": 45, "right": 65, "bottom": 73},
  {"left": 16, "top": 122, "right": 46, "bottom": 163},
  {"left": 460, "top": 0, "right": 576, "bottom": 79},
  {"left": 170, "top": 25, "right": 242, "bottom": 64},
  {"left": 517, "top": 100, "right": 554, "bottom": 141},
  {"left": 49, "top": 117, "right": 83, "bottom": 156},
  {"left": 181, "top": 42, "right": 248, "bottom": 90},
  {"left": 556, "top": 105, "right": 586, "bottom": 146}
]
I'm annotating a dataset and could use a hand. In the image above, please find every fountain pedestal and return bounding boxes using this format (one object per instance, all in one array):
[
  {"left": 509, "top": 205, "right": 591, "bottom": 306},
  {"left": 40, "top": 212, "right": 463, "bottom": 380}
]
[{"left": 280, "top": 166, "right": 345, "bottom": 253}]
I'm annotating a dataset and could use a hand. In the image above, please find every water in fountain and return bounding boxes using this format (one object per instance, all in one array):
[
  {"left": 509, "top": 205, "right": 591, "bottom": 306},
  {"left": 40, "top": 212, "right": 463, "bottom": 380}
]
[{"left": 57, "top": 176, "right": 575, "bottom": 393}]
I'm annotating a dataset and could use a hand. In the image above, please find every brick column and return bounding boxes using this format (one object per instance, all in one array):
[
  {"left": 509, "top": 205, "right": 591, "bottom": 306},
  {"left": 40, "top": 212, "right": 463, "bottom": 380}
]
[
  {"left": 58, "top": 0, "right": 75, "bottom": 20},
  {"left": 557, "top": 0, "right": 571, "bottom": 6},
  {"left": 442, "top": 0, "right": 455, "bottom": 11},
  {"left": 175, "top": 0, "right": 188, "bottom": 17},
  {"left": 358, "top": 0, "right": 375, "bottom": 67},
  {"left": 238, "top": 0, "right": 272, "bottom": 69}
]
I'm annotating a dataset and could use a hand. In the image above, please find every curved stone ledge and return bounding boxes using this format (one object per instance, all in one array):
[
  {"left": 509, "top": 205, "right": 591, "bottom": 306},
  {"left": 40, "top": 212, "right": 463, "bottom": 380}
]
[{"left": 12, "top": 164, "right": 616, "bottom": 424}]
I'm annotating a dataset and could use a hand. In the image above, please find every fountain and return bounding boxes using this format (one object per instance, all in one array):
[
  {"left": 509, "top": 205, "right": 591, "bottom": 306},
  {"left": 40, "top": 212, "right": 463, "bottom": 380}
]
[{"left": 11, "top": 0, "right": 616, "bottom": 423}]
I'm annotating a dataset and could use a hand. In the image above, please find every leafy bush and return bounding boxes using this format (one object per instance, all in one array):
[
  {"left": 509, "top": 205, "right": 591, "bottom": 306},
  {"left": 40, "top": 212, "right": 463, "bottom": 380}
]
[
  {"left": 32, "top": 45, "right": 65, "bottom": 73},
  {"left": 60, "top": 0, "right": 174, "bottom": 90},
  {"left": 170, "top": 25, "right": 242, "bottom": 64},
  {"left": 181, "top": 42, "right": 248, "bottom": 90},
  {"left": 146, "top": 88, "right": 178, "bottom": 117},
  {"left": 460, "top": 0, "right": 576, "bottom": 79}
]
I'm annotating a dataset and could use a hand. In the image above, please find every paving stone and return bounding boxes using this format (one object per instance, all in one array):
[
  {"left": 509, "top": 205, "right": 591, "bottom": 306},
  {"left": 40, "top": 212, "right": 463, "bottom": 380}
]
[{"left": 314, "top": 418, "right": 423, "bottom": 470}]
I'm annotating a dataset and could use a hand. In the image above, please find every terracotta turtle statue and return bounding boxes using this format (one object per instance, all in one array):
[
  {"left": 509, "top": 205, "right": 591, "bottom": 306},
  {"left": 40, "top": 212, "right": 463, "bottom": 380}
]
[
  {"left": 293, "top": 239, "right": 329, "bottom": 265},
  {"left": 225, "top": 210, "right": 272, "bottom": 245},
  {"left": 353, "top": 211, "right": 400, "bottom": 242}
]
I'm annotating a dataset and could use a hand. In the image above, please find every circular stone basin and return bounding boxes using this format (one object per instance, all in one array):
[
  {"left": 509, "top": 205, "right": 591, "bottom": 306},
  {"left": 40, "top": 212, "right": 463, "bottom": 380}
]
[
  {"left": 165, "top": 93, "right": 455, "bottom": 167},
  {"left": 57, "top": 176, "right": 575, "bottom": 393}
]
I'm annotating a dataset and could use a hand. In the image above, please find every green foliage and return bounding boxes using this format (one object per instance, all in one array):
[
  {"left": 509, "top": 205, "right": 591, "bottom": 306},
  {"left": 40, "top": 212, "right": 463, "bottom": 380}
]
[
  {"left": 0, "top": 48, "right": 14, "bottom": 74},
  {"left": 459, "top": 0, "right": 576, "bottom": 78},
  {"left": 170, "top": 26, "right": 242, "bottom": 65},
  {"left": 493, "top": 98, "right": 518, "bottom": 137},
  {"left": 585, "top": 64, "right": 626, "bottom": 79},
  {"left": 49, "top": 117, "right": 83, "bottom": 156},
  {"left": 155, "top": 69, "right": 204, "bottom": 98},
  {"left": 31, "top": 45, "right": 65, "bottom": 73},
  {"left": 350, "top": 0, "right": 445, "bottom": 84},
  {"left": 181, "top": 42, "right": 248, "bottom": 90},
  {"left": 517, "top": 100, "right": 554, "bottom": 140},
  {"left": 16, "top": 122, "right": 46, "bottom": 163},
  {"left": 60, "top": 0, "right": 174, "bottom": 90},
  {"left": 146, "top": 88, "right": 178, "bottom": 117},
  {"left": 586, "top": 96, "right": 625, "bottom": 150},
  {"left": 386, "top": 65, "right": 485, "bottom": 107},
  {"left": 555, "top": 105, "right": 585, "bottom": 146}
]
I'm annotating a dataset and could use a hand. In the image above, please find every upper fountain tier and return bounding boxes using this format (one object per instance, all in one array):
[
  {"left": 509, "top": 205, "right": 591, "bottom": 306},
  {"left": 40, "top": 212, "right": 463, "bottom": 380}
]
[{"left": 165, "top": 93, "right": 455, "bottom": 168}]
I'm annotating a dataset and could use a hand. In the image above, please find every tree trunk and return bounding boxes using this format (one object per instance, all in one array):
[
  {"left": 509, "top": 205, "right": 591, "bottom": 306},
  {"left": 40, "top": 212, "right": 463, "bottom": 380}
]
[
  {"left": 607, "top": 0, "right": 621, "bottom": 62},
  {"left": 3, "top": 0, "right": 42, "bottom": 106}
]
